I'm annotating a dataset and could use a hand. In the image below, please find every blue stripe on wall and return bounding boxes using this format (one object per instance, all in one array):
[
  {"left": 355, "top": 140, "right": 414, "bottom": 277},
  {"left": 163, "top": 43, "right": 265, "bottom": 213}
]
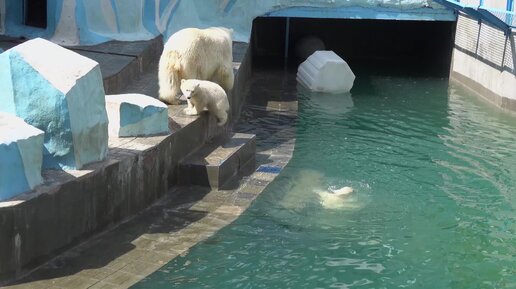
[{"left": 224, "top": 0, "right": 237, "bottom": 14}]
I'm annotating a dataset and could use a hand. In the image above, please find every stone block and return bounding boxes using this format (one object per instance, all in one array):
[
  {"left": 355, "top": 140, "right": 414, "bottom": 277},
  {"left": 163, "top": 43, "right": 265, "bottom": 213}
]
[
  {"left": 297, "top": 50, "right": 355, "bottom": 93},
  {"left": 0, "top": 38, "right": 109, "bottom": 169},
  {"left": 179, "top": 133, "right": 256, "bottom": 189},
  {"left": 106, "top": 94, "right": 169, "bottom": 137},
  {"left": 0, "top": 113, "right": 44, "bottom": 201}
]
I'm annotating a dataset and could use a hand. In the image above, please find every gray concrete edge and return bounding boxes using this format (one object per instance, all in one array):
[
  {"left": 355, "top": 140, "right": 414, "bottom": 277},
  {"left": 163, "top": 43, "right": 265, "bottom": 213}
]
[
  {"left": 450, "top": 70, "right": 516, "bottom": 113},
  {"left": 0, "top": 42, "right": 252, "bottom": 283}
]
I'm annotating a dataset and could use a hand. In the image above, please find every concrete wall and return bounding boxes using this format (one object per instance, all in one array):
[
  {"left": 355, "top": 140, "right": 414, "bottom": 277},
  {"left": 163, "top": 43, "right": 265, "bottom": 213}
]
[
  {"left": 0, "top": 0, "right": 454, "bottom": 45},
  {"left": 0, "top": 115, "right": 220, "bottom": 282},
  {"left": 451, "top": 14, "right": 516, "bottom": 111},
  {"left": 0, "top": 42, "right": 252, "bottom": 283}
]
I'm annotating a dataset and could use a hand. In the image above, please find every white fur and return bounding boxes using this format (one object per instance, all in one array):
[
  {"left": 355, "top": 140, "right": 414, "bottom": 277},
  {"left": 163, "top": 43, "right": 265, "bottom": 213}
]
[
  {"left": 316, "top": 186, "right": 354, "bottom": 209},
  {"left": 180, "top": 79, "right": 230, "bottom": 126},
  {"left": 331, "top": 186, "right": 354, "bottom": 196},
  {"left": 158, "top": 27, "right": 234, "bottom": 105}
]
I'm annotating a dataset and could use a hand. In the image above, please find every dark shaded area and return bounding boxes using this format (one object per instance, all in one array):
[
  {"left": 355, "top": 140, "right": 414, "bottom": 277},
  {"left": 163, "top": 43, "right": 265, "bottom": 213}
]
[
  {"left": 252, "top": 17, "right": 456, "bottom": 77},
  {"left": 251, "top": 17, "right": 288, "bottom": 60},
  {"left": 24, "top": 0, "right": 47, "bottom": 29},
  {"left": 6, "top": 184, "right": 211, "bottom": 287},
  {"left": 179, "top": 133, "right": 257, "bottom": 190}
]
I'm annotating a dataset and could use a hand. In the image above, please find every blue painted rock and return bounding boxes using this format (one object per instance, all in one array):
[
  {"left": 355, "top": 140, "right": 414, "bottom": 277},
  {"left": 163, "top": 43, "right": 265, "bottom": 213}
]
[
  {"left": 0, "top": 38, "right": 109, "bottom": 169},
  {"left": 106, "top": 94, "right": 169, "bottom": 137},
  {"left": 0, "top": 113, "right": 44, "bottom": 201}
]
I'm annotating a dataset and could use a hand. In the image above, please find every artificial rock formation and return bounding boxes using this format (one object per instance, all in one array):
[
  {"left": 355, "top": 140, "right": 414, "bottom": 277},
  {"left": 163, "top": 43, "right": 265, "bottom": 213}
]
[
  {"left": 0, "top": 38, "right": 109, "bottom": 169},
  {"left": 106, "top": 94, "right": 169, "bottom": 137},
  {"left": 0, "top": 113, "right": 44, "bottom": 201}
]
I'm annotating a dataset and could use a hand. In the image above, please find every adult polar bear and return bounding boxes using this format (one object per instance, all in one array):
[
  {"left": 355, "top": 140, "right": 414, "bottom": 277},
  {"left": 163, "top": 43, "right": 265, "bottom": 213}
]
[{"left": 158, "top": 27, "right": 234, "bottom": 105}]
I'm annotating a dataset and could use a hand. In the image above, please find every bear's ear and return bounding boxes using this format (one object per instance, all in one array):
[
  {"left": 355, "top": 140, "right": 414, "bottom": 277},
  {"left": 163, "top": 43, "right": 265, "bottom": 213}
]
[
  {"left": 194, "top": 83, "right": 200, "bottom": 89},
  {"left": 181, "top": 79, "right": 185, "bottom": 84}
]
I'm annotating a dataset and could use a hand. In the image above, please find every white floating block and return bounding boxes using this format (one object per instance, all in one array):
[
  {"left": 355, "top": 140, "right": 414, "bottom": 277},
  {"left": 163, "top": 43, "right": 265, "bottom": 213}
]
[
  {"left": 0, "top": 38, "right": 109, "bottom": 170},
  {"left": 106, "top": 94, "right": 169, "bottom": 137},
  {"left": 0, "top": 113, "right": 44, "bottom": 201},
  {"left": 297, "top": 50, "right": 356, "bottom": 94}
]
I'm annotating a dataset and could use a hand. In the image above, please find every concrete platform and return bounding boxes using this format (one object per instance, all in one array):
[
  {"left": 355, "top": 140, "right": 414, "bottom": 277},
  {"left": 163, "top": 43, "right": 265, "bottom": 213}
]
[
  {"left": 0, "top": 36, "right": 163, "bottom": 95},
  {"left": 179, "top": 133, "right": 256, "bottom": 189},
  {"left": 0, "top": 38, "right": 253, "bottom": 283},
  {"left": 2, "top": 63, "right": 298, "bottom": 289}
]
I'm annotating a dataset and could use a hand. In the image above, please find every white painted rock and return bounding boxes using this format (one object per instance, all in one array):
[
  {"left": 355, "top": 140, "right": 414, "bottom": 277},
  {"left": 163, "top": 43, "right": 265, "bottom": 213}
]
[
  {"left": 0, "top": 113, "right": 44, "bottom": 201},
  {"left": 106, "top": 94, "right": 169, "bottom": 137},
  {"left": 297, "top": 50, "right": 355, "bottom": 94},
  {"left": 0, "top": 38, "right": 109, "bottom": 170}
]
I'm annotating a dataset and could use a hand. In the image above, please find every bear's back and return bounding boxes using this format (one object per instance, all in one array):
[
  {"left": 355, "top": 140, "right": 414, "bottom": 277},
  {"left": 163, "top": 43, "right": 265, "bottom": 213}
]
[
  {"left": 165, "top": 27, "right": 231, "bottom": 53},
  {"left": 164, "top": 28, "right": 202, "bottom": 52},
  {"left": 196, "top": 79, "right": 225, "bottom": 95}
]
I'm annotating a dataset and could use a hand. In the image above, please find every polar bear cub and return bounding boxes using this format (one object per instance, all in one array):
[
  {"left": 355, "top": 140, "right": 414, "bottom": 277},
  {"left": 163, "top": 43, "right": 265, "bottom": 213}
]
[
  {"left": 158, "top": 27, "right": 234, "bottom": 105},
  {"left": 180, "top": 79, "right": 230, "bottom": 126}
]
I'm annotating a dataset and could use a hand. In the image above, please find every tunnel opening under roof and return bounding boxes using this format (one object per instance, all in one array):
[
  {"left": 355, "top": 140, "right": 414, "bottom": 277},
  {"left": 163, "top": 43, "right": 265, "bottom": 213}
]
[{"left": 251, "top": 16, "right": 457, "bottom": 77}]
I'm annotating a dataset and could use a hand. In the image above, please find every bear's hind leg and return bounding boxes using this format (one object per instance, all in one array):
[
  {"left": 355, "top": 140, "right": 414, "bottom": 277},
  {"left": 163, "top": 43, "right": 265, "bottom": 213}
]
[
  {"left": 214, "top": 64, "right": 234, "bottom": 92},
  {"left": 214, "top": 110, "right": 228, "bottom": 126},
  {"left": 158, "top": 50, "right": 182, "bottom": 105},
  {"left": 159, "top": 92, "right": 182, "bottom": 105}
]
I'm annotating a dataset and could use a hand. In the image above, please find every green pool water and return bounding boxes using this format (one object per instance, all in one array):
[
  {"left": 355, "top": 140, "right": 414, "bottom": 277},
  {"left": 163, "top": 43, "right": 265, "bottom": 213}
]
[{"left": 134, "top": 75, "right": 516, "bottom": 288}]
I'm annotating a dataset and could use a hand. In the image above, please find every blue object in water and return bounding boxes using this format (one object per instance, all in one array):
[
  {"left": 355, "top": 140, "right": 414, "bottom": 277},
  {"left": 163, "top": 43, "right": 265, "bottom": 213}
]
[{"left": 257, "top": 165, "right": 282, "bottom": 174}]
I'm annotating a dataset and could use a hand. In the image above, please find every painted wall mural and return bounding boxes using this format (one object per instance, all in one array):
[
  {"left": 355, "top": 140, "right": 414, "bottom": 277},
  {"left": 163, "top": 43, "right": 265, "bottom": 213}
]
[{"left": 0, "top": 0, "right": 454, "bottom": 45}]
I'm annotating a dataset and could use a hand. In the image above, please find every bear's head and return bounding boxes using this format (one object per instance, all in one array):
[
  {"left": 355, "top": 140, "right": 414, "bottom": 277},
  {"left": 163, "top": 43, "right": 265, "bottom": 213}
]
[{"left": 180, "top": 79, "right": 200, "bottom": 100}]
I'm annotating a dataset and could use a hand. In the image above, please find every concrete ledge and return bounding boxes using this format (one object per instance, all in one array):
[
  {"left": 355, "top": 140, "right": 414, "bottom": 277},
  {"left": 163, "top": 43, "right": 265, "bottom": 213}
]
[
  {"left": 0, "top": 41, "right": 251, "bottom": 283},
  {"left": 72, "top": 37, "right": 164, "bottom": 95},
  {"left": 179, "top": 133, "right": 256, "bottom": 189},
  {"left": 0, "top": 105, "right": 224, "bottom": 282},
  {"left": 450, "top": 70, "right": 516, "bottom": 112}
]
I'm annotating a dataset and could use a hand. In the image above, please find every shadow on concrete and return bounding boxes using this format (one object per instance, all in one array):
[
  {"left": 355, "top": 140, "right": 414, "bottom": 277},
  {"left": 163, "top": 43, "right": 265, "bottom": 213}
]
[
  {"left": 235, "top": 64, "right": 298, "bottom": 157},
  {"left": 6, "top": 184, "right": 211, "bottom": 286}
]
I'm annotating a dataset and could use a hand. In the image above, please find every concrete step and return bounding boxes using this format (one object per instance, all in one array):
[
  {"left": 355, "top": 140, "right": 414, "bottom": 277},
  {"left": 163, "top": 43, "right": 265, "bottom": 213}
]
[
  {"left": 71, "top": 36, "right": 163, "bottom": 95},
  {"left": 179, "top": 133, "right": 256, "bottom": 190},
  {"left": 0, "top": 36, "right": 163, "bottom": 96}
]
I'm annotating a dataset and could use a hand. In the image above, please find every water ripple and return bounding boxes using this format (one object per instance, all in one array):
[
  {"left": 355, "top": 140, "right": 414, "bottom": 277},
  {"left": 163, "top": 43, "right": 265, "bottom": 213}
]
[{"left": 135, "top": 74, "right": 516, "bottom": 289}]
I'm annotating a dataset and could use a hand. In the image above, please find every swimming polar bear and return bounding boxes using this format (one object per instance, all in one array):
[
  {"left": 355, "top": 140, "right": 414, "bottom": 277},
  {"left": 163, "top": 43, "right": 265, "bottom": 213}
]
[
  {"left": 158, "top": 27, "right": 234, "bottom": 105},
  {"left": 316, "top": 186, "right": 354, "bottom": 209}
]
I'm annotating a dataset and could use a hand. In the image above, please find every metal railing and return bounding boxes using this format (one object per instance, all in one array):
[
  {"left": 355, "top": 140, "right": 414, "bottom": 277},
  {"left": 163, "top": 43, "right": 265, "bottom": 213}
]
[{"left": 433, "top": 0, "right": 515, "bottom": 33}]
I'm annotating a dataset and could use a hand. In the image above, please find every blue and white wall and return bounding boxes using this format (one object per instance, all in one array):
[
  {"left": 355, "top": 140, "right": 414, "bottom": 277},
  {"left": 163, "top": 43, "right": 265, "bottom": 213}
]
[{"left": 0, "top": 0, "right": 455, "bottom": 46}]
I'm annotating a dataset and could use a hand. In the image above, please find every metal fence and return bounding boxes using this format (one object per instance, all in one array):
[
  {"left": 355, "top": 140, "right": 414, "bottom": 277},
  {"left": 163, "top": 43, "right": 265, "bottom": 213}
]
[{"left": 434, "top": 0, "right": 515, "bottom": 33}]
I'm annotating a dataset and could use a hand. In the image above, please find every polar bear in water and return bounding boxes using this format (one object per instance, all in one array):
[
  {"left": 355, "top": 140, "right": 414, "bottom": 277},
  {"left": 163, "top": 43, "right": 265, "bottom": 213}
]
[
  {"left": 278, "top": 170, "right": 362, "bottom": 211},
  {"left": 316, "top": 186, "right": 354, "bottom": 209}
]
